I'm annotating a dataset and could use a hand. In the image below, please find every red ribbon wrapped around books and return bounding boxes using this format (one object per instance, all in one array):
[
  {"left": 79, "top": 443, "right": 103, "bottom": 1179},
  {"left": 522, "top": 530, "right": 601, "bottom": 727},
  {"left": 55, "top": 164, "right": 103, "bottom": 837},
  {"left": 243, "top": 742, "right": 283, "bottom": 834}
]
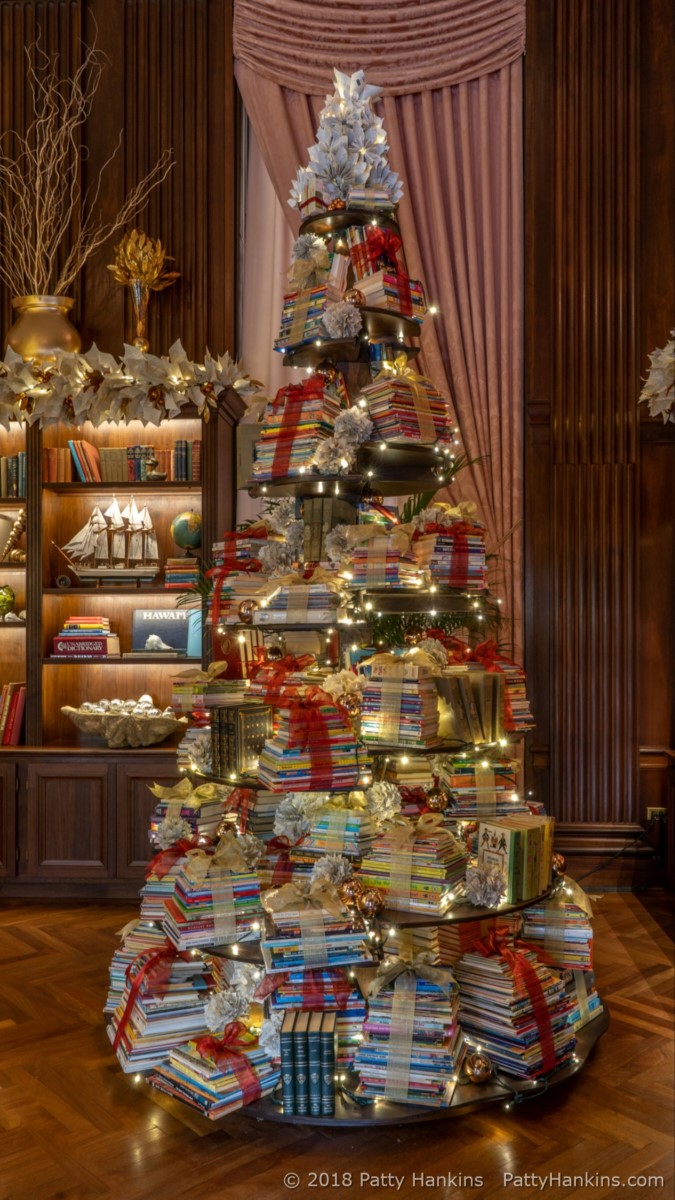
[
  {"left": 469, "top": 640, "right": 522, "bottom": 731},
  {"left": 113, "top": 940, "right": 195, "bottom": 1052},
  {"left": 266, "top": 834, "right": 309, "bottom": 886},
  {"left": 270, "top": 374, "right": 326, "bottom": 478},
  {"left": 253, "top": 966, "right": 353, "bottom": 1010},
  {"left": 248, "top": 653, "right": 316, "bottom": 705},
  {"left": 195, "top": 1020, "right": 262, "bottom": 1104},
  {"left": 286, "top": 685, "right": 354, "bottom": 789},
  {"left": 475, "top": 927, "right": 557, "bottom": 1075},
  {"left": 208, "top": 529, "right": 264, "bottom": 628},
  {"left": 145, "top": 836, "right": 208, "bottom": 881}
]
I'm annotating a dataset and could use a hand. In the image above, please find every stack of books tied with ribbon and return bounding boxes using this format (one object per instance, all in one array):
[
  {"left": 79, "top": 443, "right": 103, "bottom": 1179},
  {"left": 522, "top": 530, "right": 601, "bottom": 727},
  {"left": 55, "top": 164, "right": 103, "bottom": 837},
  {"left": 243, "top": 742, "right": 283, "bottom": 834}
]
[
  {"left": 358, "top": 652, "right": 449, "bottom": 747},
  {"left": 256, "top": 571, "right": 346, "bottom": 625},
  {"left": 455, "top": 930, "right": 577, "bottom": 1079},
  {"left": 274, "top": 286, "right": 329, "bottom": 350},
  {"left": 353, "top": 954, "right": 464, "bottom": 1107},
  {"left": 251, "top": 373, "right": 348, "bottom": 480},
  {"left": 104, "top": 920, "right": 171, "bottom": 1016},
  {"left": 300, "top": 792, "right": 378, "bottom": 859},
  {"left": 520, "top": 878, "right": 595, "bottom": 971},
  {"left": 359, "top": 363, "right": 454, "bottom": 445},
  {"left": 347, "top": 527, "right": 422, "bottom": 589},
  {"left": 261, "top": 879, "right": 373, "bottom": 973},
  {"left": 149, "top": 1022, "right": 281, "bottom": 1118},
  {"left": 255, "top": 686, "right": 368, "bottom": 792},
  {"left": 108, "top": 940, "right": 214, "bottom": 1073},
  {"left": 162, "top": 831, "right": 265, "bottom": 950},
  {"left": 357, "top": 813, "right": 468, "bottom": 914},
  {"left": 410, "top": 503, "right": 487, "bottom": 591},
  {"left": 147, "top": 778, "right": 229, "bottom": 844},
  {"left": 434, "top": 756, "right": 521, "bottom": 818}
]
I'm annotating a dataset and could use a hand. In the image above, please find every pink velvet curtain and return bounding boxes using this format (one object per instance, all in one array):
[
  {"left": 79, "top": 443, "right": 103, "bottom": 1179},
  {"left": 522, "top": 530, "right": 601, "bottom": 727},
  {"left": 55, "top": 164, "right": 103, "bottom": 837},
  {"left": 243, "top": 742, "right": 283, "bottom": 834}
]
[{"left": 234, "top": 0, "right": 525, "bottom": 657}]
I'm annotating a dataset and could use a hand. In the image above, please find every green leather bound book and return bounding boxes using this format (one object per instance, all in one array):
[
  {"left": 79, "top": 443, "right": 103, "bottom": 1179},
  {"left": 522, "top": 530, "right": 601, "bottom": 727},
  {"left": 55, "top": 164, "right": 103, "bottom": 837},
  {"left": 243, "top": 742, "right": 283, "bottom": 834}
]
[
  {"left": 280, "top": 1010, "right": 297, "bottom": 1114},
  {"left": 307, "top": 1011, "right": 323, "bottom": 1117},
  {"left": 293, "top": 1011, "right": 310, "bottom": 1115},
  {"left": 320, "top": 1011, "right": 337, "bottom": 1117}
]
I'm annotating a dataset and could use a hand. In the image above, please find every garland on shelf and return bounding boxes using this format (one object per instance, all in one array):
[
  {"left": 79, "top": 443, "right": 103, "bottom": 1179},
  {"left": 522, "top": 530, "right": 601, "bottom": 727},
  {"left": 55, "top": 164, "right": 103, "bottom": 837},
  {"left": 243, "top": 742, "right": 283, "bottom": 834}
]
[{"left": 0, "top": 341, "right": 264, "bottom": 429}]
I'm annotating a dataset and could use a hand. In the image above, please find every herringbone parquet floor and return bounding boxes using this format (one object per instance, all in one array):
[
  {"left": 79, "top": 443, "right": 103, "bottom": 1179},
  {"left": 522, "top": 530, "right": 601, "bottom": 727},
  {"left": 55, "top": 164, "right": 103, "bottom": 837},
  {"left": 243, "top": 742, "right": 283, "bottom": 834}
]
[{"left": 0, "top": 893, "right": 672, "bottom": 1200}]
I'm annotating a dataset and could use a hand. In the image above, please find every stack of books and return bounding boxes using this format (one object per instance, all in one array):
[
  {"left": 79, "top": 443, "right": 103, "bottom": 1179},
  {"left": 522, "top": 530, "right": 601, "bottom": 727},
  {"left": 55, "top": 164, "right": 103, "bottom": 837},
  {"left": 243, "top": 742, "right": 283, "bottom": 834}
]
[
  {"left": 357, "top": 823, "right": 468, "bottom": 914},
  {"left": 149, "top": 792, "right": 226, "bottom": 844},
  {"left": 0, "top": 449, "right": 26, "bottom": 496},
  {"left": 164, "top": 557, "right": 200, "bottom": 589},
  {"left": 279, "top": 1010, "right": 338, "bottom": 1116},
  {"left": 521, "top": 892, "right": 594, "bottom": 970},
  {"left": 301, "top": 804, "right": 378, "bottom": 858},
  {"left": 0, "top": 681, "right": 26, "bottom": 746},
  {"left": 383, "top": 916, "right": 521, "bottom": 966},
  {"left": 261, "top": 899, "right": 373, "bottom": 974},
  {"left": 434, "top": 756, "right": 520, "bottom": 816},
  {"left": 274, "top": 286, "right": 329, "bottom": 350},
  {"left": 108, "top": 949, "right": 214, "bottom": 1072},
  {"left": 359, "top": 661, "right": 443, "bottom": 747},
  {"left": 149, "top": 1037, "right": 280, "bottom": 1118},
  {"left": 140, "top": 857, "right": 189, "bottom": 924},
  {"left": 349, "top": 537, "right": 422, "bottom": 589},
  {"left": 163, "top": 853, "right": 264, "bottom": 950},
  {"left": 255, "top": 583, "right": 344, "bottom": 625},
  {"left": 356, "top": 271, "right": 427, "bottom": 321},
  {"left": 268, "top": 971, "right": 367, "bottom": 1070},
  {"left": 500, "top": 662, "right": 536, "bottom": 733},
  {"left": 455, "top": 948, "right": 577, "bottom": 1079},
  {"left": 104, "top": 920, "right": 169, "bottom": 1015},
  {"left": 413, "top": 525, "right": 487, "bottom": 590},
  {"left": 563, "top": 970, "right": 605, "bottom": 1031},
  {"left": 206, "top": 568, "right": 269, "bottom": 626},
  {"left": 346, "top": 187, "right": 397, "bottom": 211},
  {"left": 354, "top": 972, "right": 464, "bottom": 1107},
  {"left": 360, "top": 376, "right": 453, "bottom": 445},
  {"left": 251, "top": 374, "right": 347, "bottom": 479},
  {"left": 256, "top": 697, "right": 366, "bottom": 791},
  {"left": 476, "top": 815, "right": 554, "bottom": 904},
  {"left": 51, "top": 616, "right": 120, "bottom": 658}
]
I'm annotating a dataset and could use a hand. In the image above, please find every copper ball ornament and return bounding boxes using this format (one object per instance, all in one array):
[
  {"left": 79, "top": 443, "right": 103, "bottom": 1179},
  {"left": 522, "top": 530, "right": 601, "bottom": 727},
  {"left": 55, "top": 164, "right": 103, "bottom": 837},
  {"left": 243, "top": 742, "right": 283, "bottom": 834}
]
[
  {"left": 360, "top": 482, "right": 384, "bottom": 506},
  {"left": 265, "top": 643, "right": 285, "bottom": 662},
  {"left": 343, "top": 287, "right": 365, "bottom": 306},
  {"left": 328, "top": 198, "right": 347, "bottom": 211},
  {"left": 425, "top": 786, "right": 451, "bottom": 813},
  {"left": 238, "top": 599, "right": 259, "bottom": 624},
  {"left": 552, "top": 852, "right": 567, "bottom": 877},
  {"left": 338, "top": 879, "right": 363, "bottom": 909},
  {"left": 316, "top": 359, "right": 338, "bottom": 382},
  {"left": 404, "top": 626, "right": 425, "bottom": 646},
  {"left": 463, "top": 1051, "right": 493, "bottom": 1085},
  {"left": 341, "top": 693, "right": 362, "bottom": 719},
  {"left": 357, "top": 888, "right": 385, "bottom": 919}
]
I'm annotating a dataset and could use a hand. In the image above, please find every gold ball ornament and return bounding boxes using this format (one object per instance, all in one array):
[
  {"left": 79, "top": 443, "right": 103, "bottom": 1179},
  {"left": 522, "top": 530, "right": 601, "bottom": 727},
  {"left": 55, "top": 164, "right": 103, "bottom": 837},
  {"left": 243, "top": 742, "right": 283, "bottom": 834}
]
[
  {"left": 552, "top": 852, "right": 567, "bottom": 877},
  {"left": 360, "top": 482, "right": 384, "bottom": 506},
  {"left": 338, "top": 879, "right": 363, "bottom": 910},
  {"left": 425, "top": 786, "right": 451, "bottom": 813},
  {"left": 328, "top": 198, "right": 347, "bottom": 211},
  {"left": 238, "top": 599, "right": 259, "bottom": 625},
  {"left": 316, "top": 359, "right": 338, "bottom": 382},
  {"left": 343, "top": 287, "right": 365, "bottom": 306},
  {"left": 265, "top": 643, "right": 285, "bottom": 662},
  {"left": 404, "top": 626, "right": 425, "bottom": 646},
  {"left": 357, "top": 888, "right": 385, "bottom": 919},
  {"left": 341, "top": 693, "right": 362, "bottom": 719},
  {"left": 463, "top": 1051, "right": 493, "bottom": 1085}
]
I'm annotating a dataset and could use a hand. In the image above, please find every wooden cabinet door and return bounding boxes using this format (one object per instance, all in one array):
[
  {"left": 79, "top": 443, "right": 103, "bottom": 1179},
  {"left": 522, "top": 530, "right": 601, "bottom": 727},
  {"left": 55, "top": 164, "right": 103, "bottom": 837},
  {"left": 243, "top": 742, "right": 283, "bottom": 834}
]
[
  {"left": 24, "top": 760, "right": 114, "bottom": 879},
  {"left": 0, "top": 761, "right": 17, "bottom": 877},
  {"left": 115, "top": 757, "right": 181, "bottom": 881}
]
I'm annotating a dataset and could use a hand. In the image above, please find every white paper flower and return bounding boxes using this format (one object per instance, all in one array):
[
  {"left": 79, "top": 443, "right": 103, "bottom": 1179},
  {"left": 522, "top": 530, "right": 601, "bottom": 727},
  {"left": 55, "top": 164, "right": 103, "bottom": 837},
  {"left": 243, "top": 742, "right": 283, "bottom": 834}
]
[
  {"left": 235, "top": 831, "right": 266, "bottom": 868},
  {"left": 310, "top": 854, "right": 353, "bottom": 887},
  {"left": 321, "top": 670, "right": 364, "bottom": 702},
  {"left": 324, "top": 524, "right": 353, "bottom": 564},
  {"left": 321, "top": 301, "right": 363, "bottom": 340},
  {"left": 366, "top": 781, "right": 402, "bottom": 826},
  {"left": 258, "top": 1009, "right": 285, "bottom": 1060},
  {"left": 333, "top": 407, "right": 373, "bottom": 444},
  {"left": 204, "top": 986, "right": 250, "bottom": 1033},
  {"left": 640, "top": 329, "right": 675, "bottom": 423},
  {"left": 154, "top": 816, "right": 193, "bottom": 850},
  {"left": 464, "top": 864, "right": 507, "bottom": 909},
  {"left": 263, "top": 496, "right": 297, "bottom": 534},
  {"left": 273, "top": 797, "right": 311, "bottom": 843},
  {"left": 416, "top": 638, "right": 449, "bottom": 670}
]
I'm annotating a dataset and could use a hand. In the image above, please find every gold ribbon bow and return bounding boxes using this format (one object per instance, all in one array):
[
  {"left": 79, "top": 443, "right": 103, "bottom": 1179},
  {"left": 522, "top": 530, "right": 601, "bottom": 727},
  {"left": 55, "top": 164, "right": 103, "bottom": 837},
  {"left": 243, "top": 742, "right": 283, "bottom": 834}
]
[
  {"left": 320, "top": 789, "right": 368, "bottom": 812},
  {"left": 171, "top": 660, "right": 232, "bottom": 685},
  {"left": 384, "top": 812, "right": 446, "bottom": 848},
  {"left": 373, "top": 355, "right": 436, "bottom": 442},
  {"left": 344, "top": 523, "right": 413, "bottom": 557},
  {"left": 184, "top": 830, "right": 250, "bottom": 885},
  {"left": 262, "top": 878, "right": 345, "bottom": 918},
  {"left": 547, "top": 876, "right": 593, "bottom": 919},
  {"left": 369, "top": 951, "right": 456, "bottom": 997},
  {"left": 360, "top": 650, "right": 441, "bottom": 678}
]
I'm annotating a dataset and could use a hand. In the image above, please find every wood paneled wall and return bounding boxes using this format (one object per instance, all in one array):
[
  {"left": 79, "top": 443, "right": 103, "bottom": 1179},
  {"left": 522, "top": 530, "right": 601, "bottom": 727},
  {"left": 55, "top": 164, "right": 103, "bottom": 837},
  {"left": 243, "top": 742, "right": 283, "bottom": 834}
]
[
  {"left": 525, "top": 0, "right": 675, "bottom": 879},
  {"left": 0, "top": 0, "right": 237, "bottom": 360}
]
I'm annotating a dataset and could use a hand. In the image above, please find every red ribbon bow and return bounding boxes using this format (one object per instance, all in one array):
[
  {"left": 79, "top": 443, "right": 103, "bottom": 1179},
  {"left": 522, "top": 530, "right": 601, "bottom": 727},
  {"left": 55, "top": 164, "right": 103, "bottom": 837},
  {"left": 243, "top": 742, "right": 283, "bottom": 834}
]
[
  {"left": 145, "top": 836, "right": 207, "bottom": 881},
  {"left": 248, "top": 653, "right": 316, "bottom": 705},
  {"left": 285, "top": 686, "right": 354, "bottom": 789},
  {"left": 365, "top": 226, "right": 402, "bottom": 267},
  {"left": 468, "top": 640, "right": 521, "bottom": 729},
  {"left": 195, "top": 1021, "right": 262, "bottom": 1103},
  {"left": 475, "top": 928, "right": 557, "bottom": 1075},
  {"left": 266, "top": 834, "right": 308, "bottom": 886},
  {"left": 224, "top": 787, "right": 256, "bottom": 834},
  {"left": 208, "top": 531, "right": 264, "bottom": 628},
  {"left": 270, "top": 375, "right": 326, "bottom": 478}
]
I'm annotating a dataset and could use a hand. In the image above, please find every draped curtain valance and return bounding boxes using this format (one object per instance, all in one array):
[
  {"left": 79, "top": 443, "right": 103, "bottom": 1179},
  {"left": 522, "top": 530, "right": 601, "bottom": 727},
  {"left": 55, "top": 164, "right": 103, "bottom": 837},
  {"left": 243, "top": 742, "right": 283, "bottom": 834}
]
[{"left": 233, "top": 0, "right": 525, "bottom": 93}]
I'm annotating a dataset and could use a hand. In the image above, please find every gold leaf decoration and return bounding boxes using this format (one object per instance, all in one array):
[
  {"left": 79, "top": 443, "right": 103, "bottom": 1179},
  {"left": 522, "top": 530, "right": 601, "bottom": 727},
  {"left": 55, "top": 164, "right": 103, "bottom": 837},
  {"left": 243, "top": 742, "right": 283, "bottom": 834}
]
[{"left": 107, "top": 229, "right": 180, "bottom": 292}]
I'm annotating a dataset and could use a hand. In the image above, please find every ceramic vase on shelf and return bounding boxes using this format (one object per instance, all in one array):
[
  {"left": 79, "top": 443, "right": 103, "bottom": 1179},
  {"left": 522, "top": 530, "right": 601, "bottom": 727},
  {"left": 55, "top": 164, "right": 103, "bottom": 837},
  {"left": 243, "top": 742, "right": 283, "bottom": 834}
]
[{"left": 5, "top": 294, "right": 82, "bottom": 361}]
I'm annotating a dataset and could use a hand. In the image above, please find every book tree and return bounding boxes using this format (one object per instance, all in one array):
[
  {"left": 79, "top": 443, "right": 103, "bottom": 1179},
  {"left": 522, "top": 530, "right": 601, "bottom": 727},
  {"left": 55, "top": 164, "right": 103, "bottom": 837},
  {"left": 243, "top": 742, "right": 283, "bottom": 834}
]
[{"left": 106, "top": 69, "right": 608, "bottom": 1124}]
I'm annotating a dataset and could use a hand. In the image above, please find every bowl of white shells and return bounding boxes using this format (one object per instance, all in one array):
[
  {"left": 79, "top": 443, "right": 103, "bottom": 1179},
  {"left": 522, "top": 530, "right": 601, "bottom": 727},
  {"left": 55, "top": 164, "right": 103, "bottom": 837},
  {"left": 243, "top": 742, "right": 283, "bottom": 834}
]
[{"left": 61, "top": 694, "right": 188, "bottom": 748}]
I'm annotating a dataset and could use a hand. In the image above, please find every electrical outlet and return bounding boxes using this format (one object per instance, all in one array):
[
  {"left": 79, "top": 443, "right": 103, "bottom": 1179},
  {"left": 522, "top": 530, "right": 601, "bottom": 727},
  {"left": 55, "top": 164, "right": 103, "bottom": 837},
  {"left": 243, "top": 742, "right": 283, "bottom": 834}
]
[{"left": 646, "top": 807, "right": 667, "bottom": 821}]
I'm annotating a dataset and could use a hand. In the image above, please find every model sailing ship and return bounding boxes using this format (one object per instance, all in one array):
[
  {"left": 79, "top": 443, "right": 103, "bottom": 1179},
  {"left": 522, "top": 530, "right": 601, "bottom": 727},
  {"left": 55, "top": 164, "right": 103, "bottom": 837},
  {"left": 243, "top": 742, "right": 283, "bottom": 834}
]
[{"left": 58, "top": 497, "right": 160, "bottom": 584}]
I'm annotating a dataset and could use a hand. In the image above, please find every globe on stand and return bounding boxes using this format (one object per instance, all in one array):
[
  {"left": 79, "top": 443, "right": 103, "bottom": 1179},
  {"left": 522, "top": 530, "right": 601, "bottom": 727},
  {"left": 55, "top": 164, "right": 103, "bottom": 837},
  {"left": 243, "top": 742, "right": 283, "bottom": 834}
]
[{"left": 170, "top": 510, "right": 202, "bottom": 554}]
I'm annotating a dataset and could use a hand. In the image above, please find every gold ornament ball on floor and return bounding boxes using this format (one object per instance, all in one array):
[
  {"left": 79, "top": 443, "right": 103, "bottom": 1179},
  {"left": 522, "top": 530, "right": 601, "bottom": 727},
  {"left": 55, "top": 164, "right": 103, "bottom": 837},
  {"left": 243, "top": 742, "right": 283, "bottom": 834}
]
[
  {"left": 343, "top": 287, "right": 365, "bottom": 306},
  {"left": 425, "top": 786, "right": 450, "bottom": 813},
  {"left": 463, "top": 1051, "right": 493, "bottom": 1084},
  {"left": 338, "top": 879, "right": 363, "bottom": 909},
  {"left": 357, "top": 888, "right": 385, "bottom": 919},
  {"left": 552, "top": 852, "right": 567, "bottom": 877},
  {"left": 238, "top": 599, "right": 259, "bottom": 624}
]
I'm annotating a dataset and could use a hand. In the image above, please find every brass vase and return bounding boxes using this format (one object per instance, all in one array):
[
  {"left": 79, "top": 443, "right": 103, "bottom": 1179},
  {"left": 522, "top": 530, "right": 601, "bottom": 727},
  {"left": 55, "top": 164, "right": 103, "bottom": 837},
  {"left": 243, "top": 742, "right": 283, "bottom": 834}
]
[{"left": 6, "top": 295, "right": 82, "bottom": 361}]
